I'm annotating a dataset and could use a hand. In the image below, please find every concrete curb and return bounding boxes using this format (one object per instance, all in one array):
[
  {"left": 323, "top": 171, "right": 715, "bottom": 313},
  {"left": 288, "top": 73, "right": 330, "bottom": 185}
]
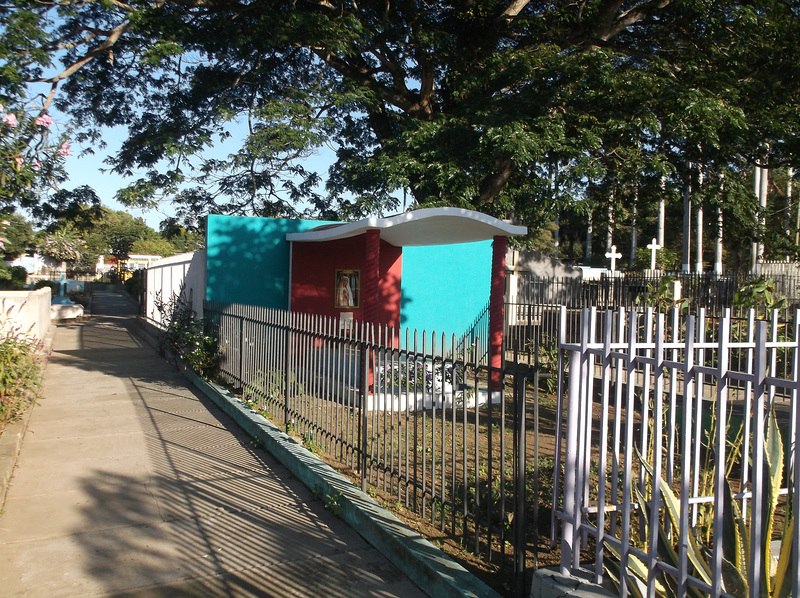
[
  {"left": 186, "top": 372, "right": 502, "bottom": 598},
  {"left": 0, "top": 408, "right": 33, "bottom": 511}
]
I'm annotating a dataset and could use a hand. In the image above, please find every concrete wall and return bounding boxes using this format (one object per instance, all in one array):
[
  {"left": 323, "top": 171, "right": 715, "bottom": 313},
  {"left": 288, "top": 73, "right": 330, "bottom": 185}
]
[
  {"left": 145, "top": 252, "right": 206, "bottom": 328},
  {"left": 400, "top": 241, "right": 492, "bottom": 337},
  {"left": 0, "top": 287, "right": 52, "bottom": 341},
  {"left": 291, "top": 236, "right": 402, "bottom": 330},
  {"left": 206, "top": 215, "right": 334, "bottom": 308}
]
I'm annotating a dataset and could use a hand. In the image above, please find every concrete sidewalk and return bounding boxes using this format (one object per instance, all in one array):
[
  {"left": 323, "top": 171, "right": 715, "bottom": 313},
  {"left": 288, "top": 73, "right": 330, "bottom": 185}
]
[{"left": 0, "top": 293, "right": 428, "bottom": 597}]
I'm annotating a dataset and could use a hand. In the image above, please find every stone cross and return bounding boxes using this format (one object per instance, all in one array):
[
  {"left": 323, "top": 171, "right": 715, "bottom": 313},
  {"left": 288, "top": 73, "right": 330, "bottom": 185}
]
[
  {"left": 605, "top": 245, "right": 622, "bottom": 272},
  {"left": 646, "top": 238, "right": 661, "bottom": 270}
]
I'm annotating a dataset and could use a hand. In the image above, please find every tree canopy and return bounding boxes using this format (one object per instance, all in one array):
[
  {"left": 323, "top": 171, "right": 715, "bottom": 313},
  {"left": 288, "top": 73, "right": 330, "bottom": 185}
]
[{"left": 2, "top": 0, "right": 799, "bottom": 243}]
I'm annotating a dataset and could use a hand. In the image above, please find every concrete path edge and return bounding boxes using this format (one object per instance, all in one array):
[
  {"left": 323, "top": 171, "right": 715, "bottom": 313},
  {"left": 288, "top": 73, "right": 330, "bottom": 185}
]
[{"left": 185, "top": 371, "right": 501, "bottom": 598}]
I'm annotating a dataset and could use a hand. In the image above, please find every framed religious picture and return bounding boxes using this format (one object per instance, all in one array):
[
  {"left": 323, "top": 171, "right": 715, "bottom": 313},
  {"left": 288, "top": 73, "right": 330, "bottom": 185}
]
[{"left": 334, "top": 269, "right": 360, "bottom": 309}]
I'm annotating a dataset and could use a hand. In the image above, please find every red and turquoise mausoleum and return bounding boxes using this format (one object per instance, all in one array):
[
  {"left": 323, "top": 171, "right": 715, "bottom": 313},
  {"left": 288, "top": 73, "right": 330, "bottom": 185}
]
[{"left": 205, "top": 208, "right": 526, "bottom": 376}]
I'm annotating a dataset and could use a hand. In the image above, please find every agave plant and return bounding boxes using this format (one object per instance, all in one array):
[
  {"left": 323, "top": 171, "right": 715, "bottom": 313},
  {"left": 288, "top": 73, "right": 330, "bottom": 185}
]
[{"left": 604, "top": 408, "right": 795, "bottom": 598}]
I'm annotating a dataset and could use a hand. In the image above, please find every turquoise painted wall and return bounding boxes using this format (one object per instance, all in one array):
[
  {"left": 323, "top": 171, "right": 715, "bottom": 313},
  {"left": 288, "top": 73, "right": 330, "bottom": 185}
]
[
  {"left": 206, "top": 214, "right": 495, "bottom": 336},
  {"left": 205, "top": 215, "right": 331, "bottom": 308},
  {"left": 400, "top": 241, "right": 493, "bottom": 337}
]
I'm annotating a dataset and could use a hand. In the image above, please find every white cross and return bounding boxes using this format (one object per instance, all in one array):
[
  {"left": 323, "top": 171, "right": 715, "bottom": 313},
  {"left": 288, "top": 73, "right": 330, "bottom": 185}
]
[
  {"left": 605, "top": 245, "right": 622, "bottom": 271},
  {"left": 646, "top": 238, "right": 661, "bottom": 270}
]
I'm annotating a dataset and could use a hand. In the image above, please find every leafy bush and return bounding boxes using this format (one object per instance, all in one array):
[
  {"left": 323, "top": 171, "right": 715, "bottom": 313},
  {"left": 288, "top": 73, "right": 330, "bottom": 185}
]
[
  {"left": 734, "top": 276, "right": 788, "bottom": 311},
  {"left": 0, "top": 302, "right": 47, "bottom": 429},
  {"left": 154, "top": 287, "right": 218, "bottom": 378},
  {"left": 0, "top": 264, "right": 28, "bottom": 290},
  {"left": 123, "top": 270, "right": 144, "bottom": 299}
]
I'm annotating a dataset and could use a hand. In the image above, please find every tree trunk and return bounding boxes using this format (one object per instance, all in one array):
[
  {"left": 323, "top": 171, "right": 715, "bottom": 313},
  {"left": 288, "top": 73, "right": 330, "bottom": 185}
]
[{"left": 682, "top": 167, "right": 692, "bottom": 273}]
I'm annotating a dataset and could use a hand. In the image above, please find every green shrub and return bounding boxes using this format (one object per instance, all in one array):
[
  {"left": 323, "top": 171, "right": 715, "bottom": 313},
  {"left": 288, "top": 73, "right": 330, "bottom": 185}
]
[
  {"left": 0, "top": 264, "right": 28, "bottom": 290},
  {"left": 0, "top": 303, "right": 47, "bottom": 429},
  {"left": 154, "top": 286, "right": 218, "bottom": 378}
]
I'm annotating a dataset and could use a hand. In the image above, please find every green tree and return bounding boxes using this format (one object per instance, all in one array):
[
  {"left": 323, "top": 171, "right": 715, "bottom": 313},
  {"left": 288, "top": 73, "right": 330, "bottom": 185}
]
[
  {"left": 0, "top": 103, "right": 70, "bottom": 210},
  {"left": 0, "top": 212, "right": 35, "bottom": 259},
  {"left": 38, "top": 228, "right": 84, "bottom": 265},
  {"left": 2, "top": 0, "right": 799, "bottom": 241},
  {"left": 130, "top": 237, "right": 174, "bottom": 257}
]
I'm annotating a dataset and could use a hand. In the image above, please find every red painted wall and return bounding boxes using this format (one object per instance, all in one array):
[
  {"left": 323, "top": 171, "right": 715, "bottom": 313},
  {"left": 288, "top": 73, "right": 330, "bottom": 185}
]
[{"left": 290, "top": 235, "right": 402, "bottom": 329}]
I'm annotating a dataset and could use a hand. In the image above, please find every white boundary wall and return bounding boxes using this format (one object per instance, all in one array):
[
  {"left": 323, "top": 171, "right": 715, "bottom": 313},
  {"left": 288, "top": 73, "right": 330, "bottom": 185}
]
[
  {"left": 0, "top": 287, "right": 52, "bottom": 341},
  {"left": 144, "top": 251, "right": 206, "bottom": 329}
]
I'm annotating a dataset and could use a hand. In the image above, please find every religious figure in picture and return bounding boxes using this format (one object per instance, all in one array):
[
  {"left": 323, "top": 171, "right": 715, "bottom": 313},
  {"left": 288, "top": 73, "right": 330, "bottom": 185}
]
[{"left": 336, "top": 273, "right": 355, "bottom": 307}]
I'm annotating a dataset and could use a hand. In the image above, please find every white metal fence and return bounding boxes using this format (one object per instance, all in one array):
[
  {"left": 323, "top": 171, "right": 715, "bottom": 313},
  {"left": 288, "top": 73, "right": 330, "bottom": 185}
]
[
  {"left": 144, "top": 251, "right": 206, "bottom": 328},
  {"left": 556, "top": 307, "right": 799, "bottom": 598}
]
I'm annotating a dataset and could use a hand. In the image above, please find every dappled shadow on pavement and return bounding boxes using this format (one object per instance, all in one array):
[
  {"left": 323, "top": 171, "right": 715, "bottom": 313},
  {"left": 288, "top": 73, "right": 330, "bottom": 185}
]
[{"left": 0, "top": 293, "right": 424, "bottom": 597}]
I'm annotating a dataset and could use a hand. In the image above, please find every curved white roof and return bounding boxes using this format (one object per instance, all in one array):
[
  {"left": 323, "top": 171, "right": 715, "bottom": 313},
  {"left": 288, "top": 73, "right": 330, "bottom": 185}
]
[{"left": 285, "top": 207, "right": 527, "bottom": 247}]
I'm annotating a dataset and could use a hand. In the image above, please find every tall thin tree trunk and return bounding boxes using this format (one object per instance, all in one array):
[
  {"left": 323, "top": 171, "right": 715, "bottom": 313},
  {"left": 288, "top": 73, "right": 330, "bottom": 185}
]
[
  {"left": 552, "top": 162, "right": 560, "bottom": 259},
  {"left": 682, "top": 166, "right": 692, "bottom": 273},
  {"left": 607, "top": 186, "right": 615, "bottom": 253},
  {"left": 630, "top": 184, "right": 639, "bottom": 262},
  {"left": 751, "top": 164, "right": 761, "bottom": 272},
  {"left": 585, "top": 211, "right": 593, "bottom": 261},
  {"left": 695, "top": 167, "right": 704, "bottom": 273},
  {"left": 714, "top": 174, "right": 724, "bottom": 276},
  {"left": 658, "top": 176, "right": 666, "bottom": 247},
  {"left": 786, "top": 167, "right": 793, "bottom": 259}
]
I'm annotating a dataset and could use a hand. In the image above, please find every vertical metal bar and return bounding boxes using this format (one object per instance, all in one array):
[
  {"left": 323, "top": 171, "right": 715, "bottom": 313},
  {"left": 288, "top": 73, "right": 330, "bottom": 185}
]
[
  {"left": 594, "top": 309, "right": 614, "bottom": 583},
  {"left": 431, "top": 331, "right": 438, "bottom": 525},
  {"left": 619, "top": 310, "right": 638, "bottom": 598},
  {"left": 450, "top": 333, "right": 458, "bottom": 534},
  {"left": 552, "top": 305, "right": 567, "bottom": 549},
  {"left": 792, "top": 309, "right": 800, "bottom": 598},
  {"left": 742, "top": 309, "right": 756, "bottom": 519},
  {"left": 474, "top": 337, "right": 481, "bottom": 554},
  {"left": 667, "top": 308, "right": 679, "bottom": 490},
  {"left": 678, "top": 315, "right": 696, "bottom": 598},
  {"left": 532, "top": 338, "right": 540, "bottom": 572},
  {"left": 283, "top": 310, "right": 291, "bottom": 428},
  {"left": 514, "top": 368, "right": 527, "bottom": 598},
  {"left": 646, "top": 313, "right": 666, "bottom": 598},
  {"left": 440, "top": 331, "right": 447, "bottom": 532},
  {"left": 578, "top": 308, "right": 596, "bottom": 549},
  {"left": 691, "top": 308, "right": 706, "bottom": 527},
  {"left": 748, "top": 320, "right": 768, "bottom": 598},
  {"left": 405, "top": 328, "right": 411, "bottom": 507},
  {"left": 422, "top": 331, "right": 429, "bottom": 517},
  {"left": 360, "top": 321, "right": 369, "bottom": 492},
  {"left": 560, "top": 348, "right": 582, "bottom": 576},
  {"left": 610, "top": 308, "right": 626, "bottom": 538},
  {"left": 711, "top": 314, "right": 730, "bottom": 598}
]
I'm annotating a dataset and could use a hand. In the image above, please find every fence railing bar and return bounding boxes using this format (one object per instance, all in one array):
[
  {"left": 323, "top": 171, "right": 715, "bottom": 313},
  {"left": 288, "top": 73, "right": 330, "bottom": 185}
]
[
  {"left": 749, "top": 321, "right": 768, "bottom": 598},
  {"left": 691, "top": 308, "right": 707, "bottom": 528},
  {"left": 678, "top": 314, "right": 696, "bottom": 598}
]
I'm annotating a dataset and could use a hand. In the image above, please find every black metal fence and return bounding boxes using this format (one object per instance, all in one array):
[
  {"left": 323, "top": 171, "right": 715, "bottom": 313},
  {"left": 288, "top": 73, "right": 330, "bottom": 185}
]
[
  {"left": 205, "top": 301, "right": 548, "bottom": 597},
  {"left": 515, "top": 272, "right": 800, "bottom": 313}
]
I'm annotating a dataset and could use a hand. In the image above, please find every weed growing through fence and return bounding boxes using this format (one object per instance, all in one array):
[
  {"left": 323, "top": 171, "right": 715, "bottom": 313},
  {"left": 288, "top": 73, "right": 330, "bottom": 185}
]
[
  {"left": 312, "top": 485, "right": 343, "bottom": 515},
  {"left": 302, "top": 430, "right": 318, "bottom": 453},
  {"left": 0, "top": 301, "right": 48, "bottom": 430}
]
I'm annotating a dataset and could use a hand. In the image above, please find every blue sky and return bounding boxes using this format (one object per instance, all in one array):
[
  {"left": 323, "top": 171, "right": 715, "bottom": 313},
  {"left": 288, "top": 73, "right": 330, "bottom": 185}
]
[{"left": 62, "top": 122, "right": 337, "bottom": 231}]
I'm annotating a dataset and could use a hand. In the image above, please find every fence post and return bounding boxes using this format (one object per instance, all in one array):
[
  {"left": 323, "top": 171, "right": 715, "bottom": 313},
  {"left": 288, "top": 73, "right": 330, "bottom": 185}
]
[
  {"left": 238, "top": 312, "right": 245, "bottom": 388},
  {"left": 749, "top": 320, "right": 768, "bottom": 598},
  {"left": 360, "top": 322, "right": 370, "bottom": 492},
  {"left": 283, "top": 310, "right": 291, "bottom": 429},
  {"left": 514, "top": 369, "right": 528, "bottom": 597},
  {"left": 561, "top": 349, "right": 582, "bottom": 575}
]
